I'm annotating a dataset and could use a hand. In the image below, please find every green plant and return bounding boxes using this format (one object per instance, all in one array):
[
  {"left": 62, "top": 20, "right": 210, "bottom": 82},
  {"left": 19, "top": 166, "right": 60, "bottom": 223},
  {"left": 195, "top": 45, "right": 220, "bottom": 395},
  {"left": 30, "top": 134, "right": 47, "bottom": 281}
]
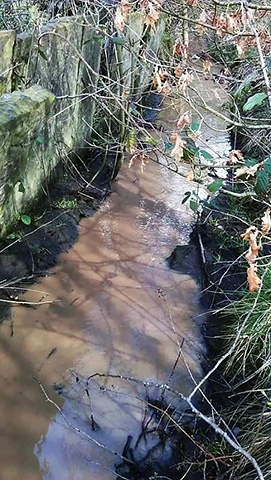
[
  {"left": 222, "top": 262, "right": 271, "bottom": 386},
  {"left": 55, "top": 198, "right": 77, "bottom": 209},
  {"left": 0, "top": 0, "right": 48, "bottom": 32},
  {"left": 7, "top": 232, "right": 21, "bottom": 240},
  {"left": 21, "top": 214, "right": 32, "bottom": 225}
]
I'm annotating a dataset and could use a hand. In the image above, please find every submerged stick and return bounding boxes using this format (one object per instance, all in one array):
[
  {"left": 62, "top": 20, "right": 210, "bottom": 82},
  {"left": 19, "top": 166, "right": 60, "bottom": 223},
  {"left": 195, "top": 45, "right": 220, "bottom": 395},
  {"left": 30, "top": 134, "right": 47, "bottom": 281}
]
[
  {"left": 85, "top": 372, "right": 264, "bottom": 480},
  {"left": 33, "top": 376, "right": 134, "bottom": 466}
]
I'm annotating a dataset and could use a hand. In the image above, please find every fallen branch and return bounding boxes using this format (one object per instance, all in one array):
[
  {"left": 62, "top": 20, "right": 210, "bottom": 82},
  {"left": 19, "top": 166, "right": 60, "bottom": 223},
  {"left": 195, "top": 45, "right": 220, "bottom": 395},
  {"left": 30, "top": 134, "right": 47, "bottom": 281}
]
[{"left": 86, "top": 372, "right": 264, "bottom": 480}]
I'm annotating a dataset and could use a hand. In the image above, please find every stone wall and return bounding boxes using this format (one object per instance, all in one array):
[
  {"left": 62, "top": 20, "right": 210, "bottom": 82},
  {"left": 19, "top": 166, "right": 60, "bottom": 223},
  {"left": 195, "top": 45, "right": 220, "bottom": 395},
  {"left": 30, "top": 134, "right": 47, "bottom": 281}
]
[{"left": 0, "top": 12, "right": 164, "bottom": 237}]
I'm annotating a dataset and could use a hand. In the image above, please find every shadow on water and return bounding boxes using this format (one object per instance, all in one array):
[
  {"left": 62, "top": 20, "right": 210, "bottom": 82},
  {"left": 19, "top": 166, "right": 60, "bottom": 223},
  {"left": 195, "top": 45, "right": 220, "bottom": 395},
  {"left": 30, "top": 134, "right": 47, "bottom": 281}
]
[
  {"left": 0, "top": 71, "right": 230, "bottom": 479},
  {"left": 0, "top": 159, "right": 205, "bottom": 480}
]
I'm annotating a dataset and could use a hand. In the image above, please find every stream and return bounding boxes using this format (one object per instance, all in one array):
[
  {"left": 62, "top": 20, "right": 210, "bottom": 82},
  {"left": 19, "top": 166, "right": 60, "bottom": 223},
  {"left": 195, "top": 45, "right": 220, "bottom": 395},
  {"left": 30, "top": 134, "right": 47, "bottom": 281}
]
[{"left": 0, "top": 70, "right": 229, "bottom": 480}]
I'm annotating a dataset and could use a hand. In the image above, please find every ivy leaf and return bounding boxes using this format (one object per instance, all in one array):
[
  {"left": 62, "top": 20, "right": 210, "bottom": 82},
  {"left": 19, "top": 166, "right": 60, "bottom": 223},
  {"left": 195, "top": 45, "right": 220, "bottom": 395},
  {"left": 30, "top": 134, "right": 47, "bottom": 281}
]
[
  {"left": 199, "top": 149, "right": 214, "bottom": 161},
  {"left": 255, "top": 170, "right": 269, "bottom": 194},
  {"left": 245, "top": 157, "right": 259, "bottom": 167},
  {"left": 165, "top": 141, "right": 174, "bottom": 151},
  {"left": 21, "top": 214, "right": 32, "bottom": 226},
  {"left": 243, "top": 92, "right": 267, "bottom": 112},
  {"left": 190, "top": 121, "right": 200, "bottom": 132},
  {"left": 18, "top": 182, "right": 25, "bottom": 193},
  {"left": 190, "top": 199, "right": 199, "bottom": 212},
  {"left": 208, "top": 178, "right": 224, "bottom": 193},
  {"left": 234, "top": 74, "right": 254, "bottom": 99},
  {"left": 182, "top": 191, "right": 191, "bottom": 204},
  {"left": 264, "top": 157, "right": 271, "bottom": 174}
]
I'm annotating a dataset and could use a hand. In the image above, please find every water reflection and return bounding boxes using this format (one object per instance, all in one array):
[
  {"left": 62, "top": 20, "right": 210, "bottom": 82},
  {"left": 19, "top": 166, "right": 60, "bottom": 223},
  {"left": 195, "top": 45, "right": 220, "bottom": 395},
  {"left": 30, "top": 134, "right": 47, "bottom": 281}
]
[{"left": 0, "top": 72, "right": 230, "bottom": 479}]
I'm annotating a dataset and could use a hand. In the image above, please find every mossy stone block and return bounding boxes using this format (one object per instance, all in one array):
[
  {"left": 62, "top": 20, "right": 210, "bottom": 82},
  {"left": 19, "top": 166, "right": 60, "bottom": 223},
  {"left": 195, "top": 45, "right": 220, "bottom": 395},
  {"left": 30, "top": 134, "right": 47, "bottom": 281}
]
[
  {"left": 0, "top": 30, "right": 16, "bottom": 94},
  {"left": 0, "top": 86, "right": 55, "bottom": 236}
]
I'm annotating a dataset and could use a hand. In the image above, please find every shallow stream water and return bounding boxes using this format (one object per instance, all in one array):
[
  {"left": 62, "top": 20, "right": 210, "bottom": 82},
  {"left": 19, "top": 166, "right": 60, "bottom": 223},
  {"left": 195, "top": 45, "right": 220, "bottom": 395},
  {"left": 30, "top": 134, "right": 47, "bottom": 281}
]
[{"left": 0, "top": 71, "right": 229, "bottom": 480}]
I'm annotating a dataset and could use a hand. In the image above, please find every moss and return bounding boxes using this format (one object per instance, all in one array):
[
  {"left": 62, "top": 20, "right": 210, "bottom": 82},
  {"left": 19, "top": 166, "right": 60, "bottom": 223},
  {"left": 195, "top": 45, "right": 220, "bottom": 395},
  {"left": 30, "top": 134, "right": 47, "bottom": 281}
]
[
  {"left": 0, "top": 30, "right": 16, "bottom": 94},
  {"left": 0, "top": 86, "right": 55, "bottom": 236}
]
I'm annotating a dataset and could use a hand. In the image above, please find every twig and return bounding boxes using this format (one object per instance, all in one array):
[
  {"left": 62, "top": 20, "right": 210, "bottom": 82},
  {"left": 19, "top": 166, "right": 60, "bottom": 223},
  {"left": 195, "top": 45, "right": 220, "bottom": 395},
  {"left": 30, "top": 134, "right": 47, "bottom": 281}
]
[
  {"left": 245, "top": 4, "right": 271, "bottom": 110},
  {"left": 0, "top": 211, "right": 67, "bottom": 256},
  {"left": 33, "top": 376, "right": 134, "bottom": 466},
  {"left": 86, "top": 372, "right": 264, "bottom": 480},
  {"left": 0, "top": 298, "right": 56, "bottom": 305}
]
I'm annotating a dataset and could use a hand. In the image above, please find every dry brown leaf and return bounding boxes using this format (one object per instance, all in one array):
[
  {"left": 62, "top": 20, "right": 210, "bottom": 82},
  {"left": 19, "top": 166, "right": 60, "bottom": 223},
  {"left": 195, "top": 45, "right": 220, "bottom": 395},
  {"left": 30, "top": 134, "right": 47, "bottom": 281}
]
[
  {"left": 241, "top": 226, "right": 257, "bottom": 241},
  {"left": 174, "top": 64, "right": 183, "bottom": 78},
  {"left": 159, "top": 81, "right": 171, "bottom": 95},
  {"left": 153, "top": 67, "right": 166, "bottom": 86},
  {"left": 196, "top": 10, "right": 208, "bottom": 35},
  {"left": 247, "top": 265, "right": 262, "bottom": 293},
  {"left": 235, "top": 163, "right": 259, "bottom": 178},
  {"left": 249, "top": 229, "right": 261, "bottom": 255},
  {"left": 178, "top": 72, "right": 194, "bottom": 94},
  {"left": 115, "top": 0, "right": 130, "bottom": 31},
  {"left": 229, "top": 150, "right": 244, "bottom": 164},
  {"left": 177, "top": 110, "right": 192, "bottom": 129},
  {"left": 171, "top": 133, "right": 185, "bottom": 162},
  {"left": 236, "top": 38, "right": 250, "bottom": 56},
  {"left": 246, "top": 247, "right": 258, "bottom": 265},
  {"left": 157, "top": 68, "right": 166, "bottom": 81},
  {"left": 115, "top": 8, "right": 125, "bottom": 30},
  {"left": 245, "top": 228, "right": 262, "bottom": 266},
  {"left": 203, "top": 59, "right": 212, "bottom": 74},
  {"left": 129, "top": 153, "right": 149, "bottom": 172},
  {"left": 186, "top": 170, "right": 194, "bottom": 182},
  {"left": 225, "top": 13, "right": 235, "bottom": 32},
  {"left": 153, "top": 68, "right": 162, "bottom": 91},
  {"left": 144, "top": 1, "right": 160, "bottom": 31},
  {"left": 261, "top": 207, "right": 271, "bottom": 236}
]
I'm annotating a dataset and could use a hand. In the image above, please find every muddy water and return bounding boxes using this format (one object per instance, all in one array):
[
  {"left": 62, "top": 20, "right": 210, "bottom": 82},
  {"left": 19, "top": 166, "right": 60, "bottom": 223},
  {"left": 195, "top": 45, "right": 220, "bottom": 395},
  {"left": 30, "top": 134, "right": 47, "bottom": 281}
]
[{"left": 0, "top": 73, "right": 229, "bottom": 480}]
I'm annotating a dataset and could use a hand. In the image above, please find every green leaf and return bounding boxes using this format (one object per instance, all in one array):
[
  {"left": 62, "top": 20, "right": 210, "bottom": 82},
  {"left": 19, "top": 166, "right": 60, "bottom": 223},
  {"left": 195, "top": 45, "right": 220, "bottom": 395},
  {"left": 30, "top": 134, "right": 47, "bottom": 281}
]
[
  {"left": 92, "top": 34, "right": 104, "bottom": 42},
  {"left": 190, "top": 121, "right": 200, "bottom": 132},
  {"left": 199, "top": 149, "right": 214, "bottom": 161},
  {"left": 208, "top": 178, "right": 224, "bottom": 193},
  {"left": 255, "top": 170, "right": 269, "bottom": 194},
  {"left": 130, "top": 107, "right": 139, "bottom": 116},
  {"left": 234, "top": 73, "right": 255, "bottom": 99},
  {"left": 264, "top": 158, "right": 271, "bottom": 174},
  {"left": 21, "top": 214, "right": 32, "bottom": 226},
  {"left": 18, "top": 182, "right": 25, "bottom": 193},
  {"left": 187, "top": 144, "right": 199, "bottom": 155},
  {"left": 165, "top": 141, "right": 174, "bottom": 151},
  {"left": 182, "top": 191, "right": 191, "bottom": 204},
  {"left": 112, "top": 37, "right": 124, "bottom": 45},
  {"left": 38, "top": 48, "right": 48, "bottom": 61},
  {"left": 243, "top": 92, "right": 267, "bottom": 112},
  {"left": 36, "top": 134, "right": 45, "bottom": 145},
  {"left": 245, "top": 157, "right": 259, "bottom": 167},
  {"left": 125, "top": 129, "right": 137, "bottom": 153},
  {"left": 7, "top": 233, "right": 20, "bottom": 239},
  {"left": 190, "top": 199, "right": 199, "bottom": 212},
  {"left": 143, "top": 136, "right": 159, "bottom": 147}
]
